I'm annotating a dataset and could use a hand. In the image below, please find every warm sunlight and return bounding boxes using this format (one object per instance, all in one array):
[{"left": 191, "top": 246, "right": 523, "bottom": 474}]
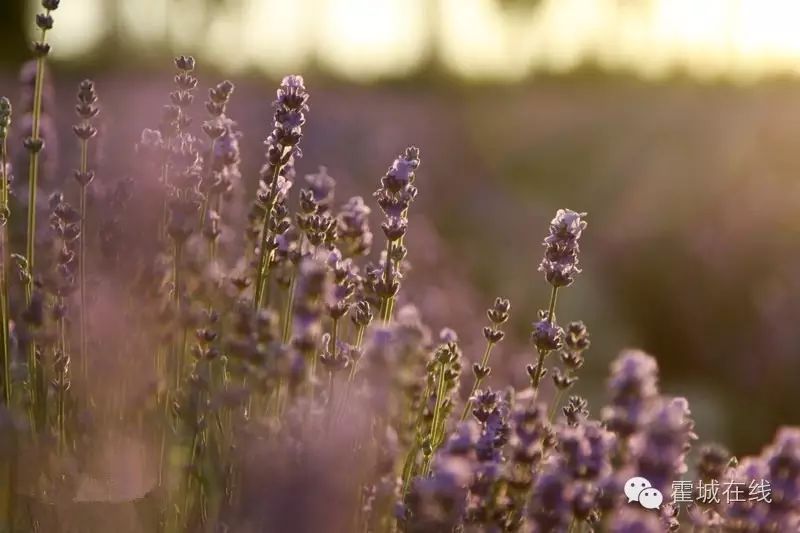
[{"left": 35, "top": 0, "right": 800, "bottom": 80}]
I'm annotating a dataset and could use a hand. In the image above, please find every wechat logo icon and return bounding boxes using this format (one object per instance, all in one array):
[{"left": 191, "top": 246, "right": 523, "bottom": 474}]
[{"left": 625, "top": 476, "right": 664, "bottom": 510}]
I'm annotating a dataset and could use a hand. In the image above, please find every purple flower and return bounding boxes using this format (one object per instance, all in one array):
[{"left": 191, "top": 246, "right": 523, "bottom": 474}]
[
  {"left": 559, "top": 420, "right": 616, "bottom": 481},
  {"left": 531, "top": 317, "right": 563, "bottom": 352},
  {"left": 629, "top": 397, "right": 697, "bottom": 494},
  {"left": 374, "top": 147, "right": 420, "bottom": 219},
  {"left": 764, "top": 427, "right": 800, "bottom": 521},
  {"left": 304, "top": 166, "right": 336, "bottom": 213},
  {"left": 381, "top": 146, "right": 420, "bottom": 194},
  {"left": 527, "top": 466, "right": 574, "bottom": 532},
  {"left": 538, "top": 209, "right": 587, "bottom": 287},
  {"left": 337, "top": 196, "right": 373, "bottom": 257},
  {"left": 602, "top": 350, "right": 660, "bottom": 439},
  {"left": 404, "top": 456, "right": 472, "bottom": 532}
]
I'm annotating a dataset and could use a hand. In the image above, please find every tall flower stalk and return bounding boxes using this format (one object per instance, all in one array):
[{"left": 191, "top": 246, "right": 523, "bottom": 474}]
[
  {"left": 253, "top": 75, "right": 308, "bottom": 310},
  {"left": 0, "top": 97, "right": 11, "bottom": 405},
  {"left": 166, "top": 56, "right": 199, "bottom": 388},
  {"left": 72, "top": 80, "right": 99, "bottom": 385},
  {"left": 548, "top": 320, "right": 590, "bottom": 420},
  {"left": 25, "top": 0, "right": 59, "bottom": 273},
  {"left": 200, "top": 79, "right": 236, "bottom": 264},
  {"left": 49, "top": 193, "right": 79, "bottom": 454},
  {"left": 461, "top": 298, "right": 510, "bottom": 420},
  {"left": 420, "top": 332, "right": 461, "bottom": 476},
  {"left": 24, "top": 0, "right": 60, "bottom": 430},
  {"left": 373, "top": 147, "right": 420, "bottom": 323},
  {"left": 528, "top": 209, "right": 587, "bottom": 402}
]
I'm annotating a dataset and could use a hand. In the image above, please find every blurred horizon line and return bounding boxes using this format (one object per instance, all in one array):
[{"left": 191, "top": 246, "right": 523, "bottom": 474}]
[{"left": 26, "top": 0, "right": 800, "bottom": 83}]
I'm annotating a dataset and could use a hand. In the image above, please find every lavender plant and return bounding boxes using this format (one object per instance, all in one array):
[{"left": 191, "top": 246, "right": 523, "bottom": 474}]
[
  {"left": 22, "top": 0, "right": 61, "bottom": 433},
  {"left": 72, "top": 79, "right": 98, "bottom": 386},
  {"left": 0, "top": 97, "right": 11, "bottom": 406},
  {"left": 0, "top": 10, "right": 797, "bottom": 533}
]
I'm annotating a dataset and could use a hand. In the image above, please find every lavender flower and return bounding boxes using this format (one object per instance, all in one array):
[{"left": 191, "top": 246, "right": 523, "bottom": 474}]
[
  {"left": 528, "top": 209, "right": 586, "bottom": 404},
  {"left": 563, "top": 396, "right": 589, "bottom": 427},
  {"left": 304, "top": 166, "right": 336, "bottom": 213},
  {"left": 404, "top": 455, "right": 472, "bottom": 532},
  {"left": 373, "top": 147, "right": 420, "bottom": 322},
  {"left": 557, "top": 419, "right": 616, "bottom": 481},
  {"left": 253, "top": 75, "right": 310, "bottom": 308},
  {"left": 602, "top": 350, "right": 660, "bottom": 439},
  {"left": 527, "top": 465, "right": 574, "bottom": 532},
  {"left": 337, "top": 196, "right": 373, "bottom": 257},
  {"left": 538, "top": 209, "right": 587, "bottom": 288},
  {"left": 507, "top": 403, "right": 552, "bottom": 491},
  {"left": 470, "top": 388, "right": 511, "bottom": 463},
  {"left": 531, "top": 313, "right": 563, "bottom": 352},
  {"left": 326, "top": 248, "right": 357, "bottom": 320},
  {"left": 697, "top": 443, "right": 731, "bottom": 482},
  {"left": 291, "top": 257, "right": 330, "bottom": 355},
  {"left": 629, "top": 397, "right": 697, "bottom": 494},
  {"left": 297, "top": 176, "right": 338, "bottom": 249},
  {"left": 561, "top": 321, "right": 590, "bottom": 370},
  {"left": 723, "top": 457, "right": 772, "bottom": 530},
  {"left": 764, "top": 427, "right": 800, "bottom": 524}
]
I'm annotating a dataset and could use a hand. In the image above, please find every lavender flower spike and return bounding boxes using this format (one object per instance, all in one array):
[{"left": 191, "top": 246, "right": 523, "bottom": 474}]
[
  {"left": 539, "top": 209, "right": 587, "bottom": 288},
  {"left": 253, "top": 74, "right": 310, "bottom": 309},
  {"left": 602, "top": 349, "right": 660, "bottom": 439}
]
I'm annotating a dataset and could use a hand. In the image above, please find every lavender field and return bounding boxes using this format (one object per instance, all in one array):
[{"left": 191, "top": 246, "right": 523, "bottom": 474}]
[{"left": 0, "top": 1, "right": 800, "bottom": 532}]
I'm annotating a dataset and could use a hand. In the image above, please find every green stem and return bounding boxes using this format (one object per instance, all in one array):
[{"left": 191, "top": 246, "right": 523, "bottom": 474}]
[
  {"left": 547, "top": 285, "right": 558, "bottom": 323},
  {"left": 326, "top": 318, "right": 339, "bottom": 412},
  {"left": 335, "top": 324, "right": 365, "bottom": 422},
  {"left": 400, "top": 376, "right": 433, "bottom": 496},
  {"left": 460, "top": 341, "right": 496, "bottom": 421},
  {"left": 25, "top": 22, "right": 48, "bottom": 274},
  {"left": 173, "top": 240, "right": 183, "bottom": 389},
  {"left": 0, "top": 248, "right": 8, "bottom": 405},
  {"left": 0, "top": 137, "right": 9, "bottom": 404},
  {"left": 281, "top": 275, "right": 297, "bottom": 343},
  {"left": 199, "top": 139, "right": 217, "bottom": 228},
  {"left": 400, "top": 440, "right": 421, "bottom": 495},
  {"left": 548, "top": 365, "right": 576, "bottom": 421},
  {"left": 346, "top": 326, "right": 365, "bottom": 383},
  {"left": 253, "top": 159, "right": 284, "bottom": 310},
  {"left": 385, "top": 296, "right": 396, "bottom": 324},
  {"left": 57, "top": 305, "right": 67, "bottom": 456},
  {"left": 421, "top": 360, "right": 448, "bottom": 476},
  {"left": 380, "top": 239, "right": 394, "bottom": 323},
  {"left": 548, "top": 388, "right": 566, "bottom": 422},
  {"left": 25, "top": 24, "right": 49, "bottom": 429},
  {"left": 309, "top": 348, "right": 318, "bottom": 401},
  {"left": 530, "top": 286, "right": 559, "bottom": 404},
  {"left": 159, "top": 163, "right": 170, "bottom": 242},
  {"left": 281, "top": 234, "right": 303, "bottom": 344},
  {"left": 530, "top": 349, "right": 546, "bottom": 403},
  {"left": 79, "top": 137, "right": 89, "bottom": 386}
]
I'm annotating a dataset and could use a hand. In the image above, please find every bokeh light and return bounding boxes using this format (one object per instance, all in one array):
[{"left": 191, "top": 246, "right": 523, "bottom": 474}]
[{"left": 31, "top": 0, "right": 800, "bottom": 80}]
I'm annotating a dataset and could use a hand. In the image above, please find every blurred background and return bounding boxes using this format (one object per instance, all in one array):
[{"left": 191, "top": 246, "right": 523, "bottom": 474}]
[{"left": 1, "top": 0, "right": 800, "bottom": 455}]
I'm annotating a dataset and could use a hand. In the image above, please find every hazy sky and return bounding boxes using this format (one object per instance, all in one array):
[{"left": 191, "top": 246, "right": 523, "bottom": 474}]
[{"left": 40, "top": 0, "right": 800, "bottom": 80}]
